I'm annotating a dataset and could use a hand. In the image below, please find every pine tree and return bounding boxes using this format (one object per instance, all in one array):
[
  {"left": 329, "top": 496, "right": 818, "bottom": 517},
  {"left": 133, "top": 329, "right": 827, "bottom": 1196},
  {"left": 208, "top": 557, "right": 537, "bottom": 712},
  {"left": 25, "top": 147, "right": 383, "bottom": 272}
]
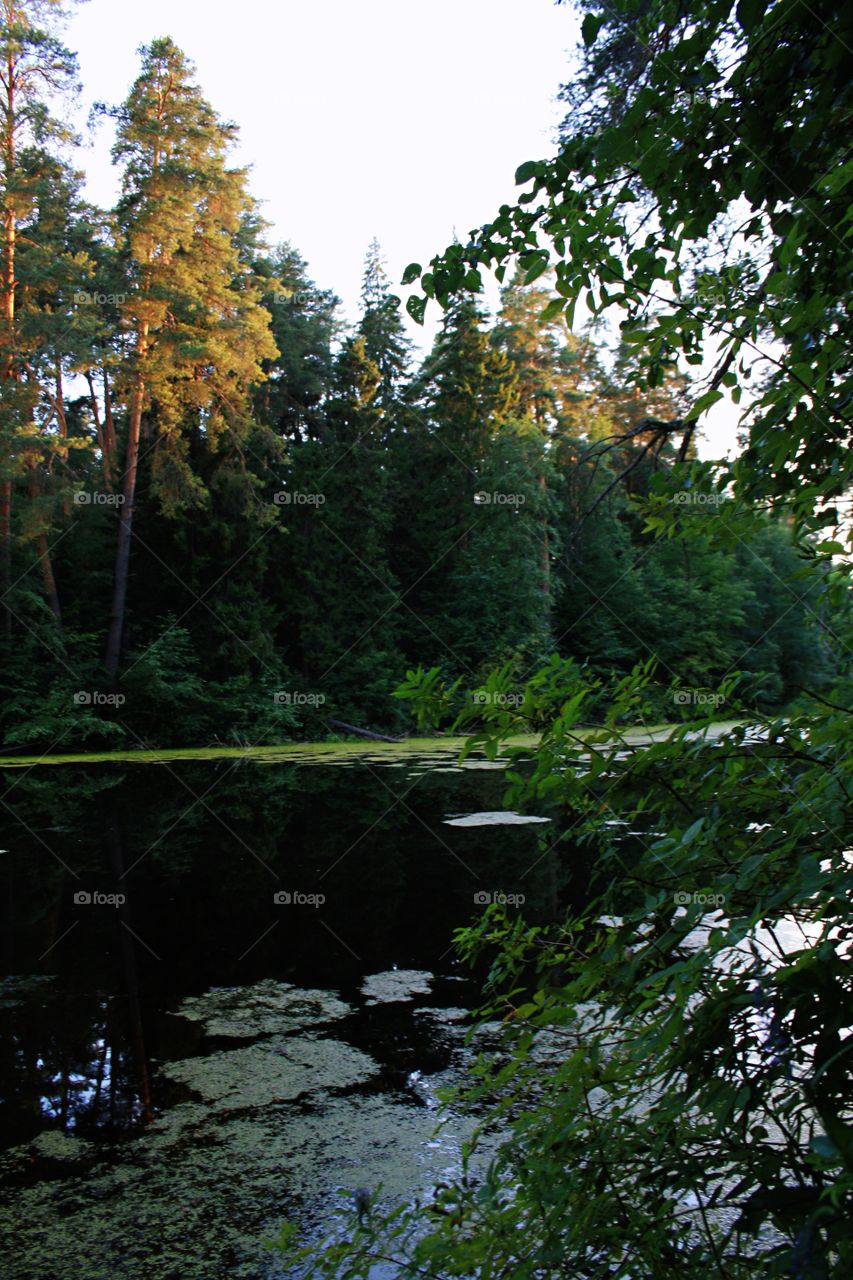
[
  {"left": 493, "top": 270, "right": 592, "bottom": 429},
  {"left": 0, "top": 0, "right": 79, "bottom": 626},
  {"left": 493, "top": 272, "right": 611, "bottom": 609},
  {"left": 103, "top": 37, "right": 277, "bottom": 684},
  {"left": 584, "top": 339, "right": 695, "bottom": 493},
  {"left": 12, "top": 153, "right": 99, "bottom": 626}
]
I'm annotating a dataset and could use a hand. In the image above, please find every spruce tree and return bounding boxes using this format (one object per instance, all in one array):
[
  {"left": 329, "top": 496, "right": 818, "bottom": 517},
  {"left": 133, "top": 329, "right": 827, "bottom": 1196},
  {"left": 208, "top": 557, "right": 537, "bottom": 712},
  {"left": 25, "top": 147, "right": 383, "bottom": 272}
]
[
  {"left": 288, "top": 332, "right": 404, "bottom": 723},
  {"left": 13, "top": 154, "right": 98, "bottom": 626},
  {"left": 254, "top": 241, "right": 339, "bottom": 441},
  {"left": 358, "top": 237, "right": 410, "bottom": 408},
  {"left": 395, "top": 294, "right": 551, "bottom": 674}
]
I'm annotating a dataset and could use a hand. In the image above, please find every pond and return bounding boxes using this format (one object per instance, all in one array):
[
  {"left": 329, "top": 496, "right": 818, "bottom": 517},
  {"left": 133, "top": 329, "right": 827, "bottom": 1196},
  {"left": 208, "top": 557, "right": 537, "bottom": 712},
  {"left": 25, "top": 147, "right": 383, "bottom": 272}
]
[{"left": 0, "top": 740, "right": 582, "bottom": 1278}]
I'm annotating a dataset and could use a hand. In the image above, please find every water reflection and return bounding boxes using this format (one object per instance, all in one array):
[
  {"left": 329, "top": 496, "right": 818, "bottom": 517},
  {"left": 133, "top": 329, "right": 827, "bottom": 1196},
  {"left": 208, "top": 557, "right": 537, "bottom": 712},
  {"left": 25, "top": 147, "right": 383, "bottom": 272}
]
[{"left": 0, "top": 751, "right": 574, "bottom": 1150}]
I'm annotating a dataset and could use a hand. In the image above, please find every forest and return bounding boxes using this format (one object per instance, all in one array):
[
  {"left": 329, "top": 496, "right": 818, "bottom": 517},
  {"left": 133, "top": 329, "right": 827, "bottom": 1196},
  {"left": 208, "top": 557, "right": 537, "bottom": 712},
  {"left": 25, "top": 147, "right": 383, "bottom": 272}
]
[
  {"left": 0, "top": 26, "right": 843, "bottom": 751},
  {"left": 1, "top": 0, "right": 852, "bottom": 1278}
]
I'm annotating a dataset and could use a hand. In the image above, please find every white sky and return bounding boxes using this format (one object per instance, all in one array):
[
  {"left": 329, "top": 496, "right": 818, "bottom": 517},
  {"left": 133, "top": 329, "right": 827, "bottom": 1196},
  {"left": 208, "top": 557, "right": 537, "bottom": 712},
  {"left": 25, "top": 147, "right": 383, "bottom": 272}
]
[{"left": 63, "top": 0, "right": 739, "bottom": 457}]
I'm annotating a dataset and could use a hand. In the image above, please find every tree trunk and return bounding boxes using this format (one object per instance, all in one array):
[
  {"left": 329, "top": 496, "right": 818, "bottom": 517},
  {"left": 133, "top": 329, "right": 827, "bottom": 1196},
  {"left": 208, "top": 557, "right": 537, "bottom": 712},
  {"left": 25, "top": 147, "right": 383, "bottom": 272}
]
[
  {"left": 54, "top": 367, "right": 67, "bottom": 438},
  {"left": 103, "top": 366, "right": 116, "bottom": 485},
  {"left": 104, "top": 370, "right": 144, "bottom": 686},
  {"left": 85, "top": 370, "right": 109, "bottom": 481},
  {"left": 328, "top": 718, "right": 404, "bottom": 742},
  {"left": 26, "top": 471, "right": 63, "bottom": 626},
  {"left": 86, "top": 366, "right": 118, "bottom": 489},
  {"left": 0, "top": 478, "right": 10, "bottom": 636},
  {"left": 539, "top": 472, "right": 550, "bottom": 597},
  {"left": 1, "top": 51, "right": 16, "bottom": 633},
  {"left": 36, "top": 531, "right": 62, "bottom": 626}
]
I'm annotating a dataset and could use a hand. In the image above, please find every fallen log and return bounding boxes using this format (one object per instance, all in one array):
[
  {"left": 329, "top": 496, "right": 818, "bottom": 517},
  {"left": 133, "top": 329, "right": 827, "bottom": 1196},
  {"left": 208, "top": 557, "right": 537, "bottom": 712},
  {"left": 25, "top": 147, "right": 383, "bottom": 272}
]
[{"left": 328, "top": 718, "right": 404, "bottom": 743}]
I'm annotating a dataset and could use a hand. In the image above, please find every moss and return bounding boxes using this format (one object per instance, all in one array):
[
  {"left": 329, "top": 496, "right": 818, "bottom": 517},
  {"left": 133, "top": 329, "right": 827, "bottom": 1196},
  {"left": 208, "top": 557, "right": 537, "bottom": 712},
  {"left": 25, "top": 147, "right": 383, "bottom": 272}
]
[
  {"left": 0, "top": 735, "right": 538, "bottom": 769},
  {"left": 161, "top": 1036, "right": 380, "bottom": 1109},
  {"left": 360, "top": 969, "right": 433, "bottom": 1006},
  {"left": 175, "top": 979, "right": 352, "bottom": 1039},
  {"left": 0, "top": 974, "right": 493, "bottom": 1280},
  {"left": 0, "top": 723, "right": 747, "bottom": 770}
]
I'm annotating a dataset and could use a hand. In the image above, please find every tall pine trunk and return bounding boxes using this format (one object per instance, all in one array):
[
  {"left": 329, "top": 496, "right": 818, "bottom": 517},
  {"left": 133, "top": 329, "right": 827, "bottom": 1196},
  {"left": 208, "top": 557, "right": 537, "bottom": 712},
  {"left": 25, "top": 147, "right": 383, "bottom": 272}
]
[
  {"left": 37, "top": 531, "right": 62, "bottom": 626},
  {"left": 1, "top": 49, "right": 16, "bottom": 634},
  {"left": 2, "top": 71, "right": 14, "bottom": 384},
  {"left": 86, "top": 368, "right": 116, "bottom": 489},
  {"left": 0, "top": 478, "right": 9, "bottom": 636},
  {"left": 103, "top": 367, "right": 117, "bottom": 484},
  {"left": 28, "top": 479, "right": 62, "bottom": 627},
  {"left": 104, "top": 364, "right": 144, "bottom": 686},
  {"left": 539, "top": 472, "right": 550, "bottom": 597}
]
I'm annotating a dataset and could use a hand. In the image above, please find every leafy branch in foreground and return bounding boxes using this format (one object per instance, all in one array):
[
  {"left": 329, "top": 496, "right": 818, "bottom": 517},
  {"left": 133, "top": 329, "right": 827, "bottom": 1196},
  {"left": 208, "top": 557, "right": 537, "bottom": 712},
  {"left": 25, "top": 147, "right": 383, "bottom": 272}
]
[
  {"left": 405, "top": 0, "right": 853, "bottom": 534},
  {"left": 273, "top": 654, "right": 853, "bottom": 1277},
  {"left": 269, "top": 0, "right": 852, "bottom": 1273}
]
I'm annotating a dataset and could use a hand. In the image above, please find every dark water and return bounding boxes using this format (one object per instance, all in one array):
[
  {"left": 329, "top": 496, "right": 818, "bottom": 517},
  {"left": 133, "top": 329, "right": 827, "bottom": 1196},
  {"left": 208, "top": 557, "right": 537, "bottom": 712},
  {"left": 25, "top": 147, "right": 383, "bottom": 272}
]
[{"left": 0, "top": 748, "right": 576, "bottom": 1278}]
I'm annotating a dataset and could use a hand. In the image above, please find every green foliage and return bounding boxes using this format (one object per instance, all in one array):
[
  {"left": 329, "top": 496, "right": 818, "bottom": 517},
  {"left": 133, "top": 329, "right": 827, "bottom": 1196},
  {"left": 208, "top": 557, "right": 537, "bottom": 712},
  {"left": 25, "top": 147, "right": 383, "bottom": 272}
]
[
  {"left": 270, "top": 0, "right": 853, "bottom": 1274},
  {"left": 253, "top": 241, "right": 340, "bottom": 439},
  {"left": 0, "top": 11, "right": 846, "bottom": 757},
  {"left": 118, "top": 623, "right": 310, "bottom": 747},
  {"left": 0, "top": 603, "right": 125, "bottom": 749},
  {"left": 110, "top": 35, "right": 278, "bottom": 508},
  {"left": 392, "top": 664, "right": 461, "bottom": 732},
  {"left": 412, "top": 0, "right": 853, "bottom": 531},
  {"left": 277, "top": 654, "right": 853, "bottom": 1277}
]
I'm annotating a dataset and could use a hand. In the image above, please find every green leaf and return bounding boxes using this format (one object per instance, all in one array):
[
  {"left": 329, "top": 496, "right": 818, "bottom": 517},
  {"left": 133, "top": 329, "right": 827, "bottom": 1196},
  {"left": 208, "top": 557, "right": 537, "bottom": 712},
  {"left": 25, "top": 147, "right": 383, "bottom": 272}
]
[
  {"left": 515, "top": 159, "right": 541, "bottom": 185},
  {"left": 523, "top": 254, "right": 551, "bottom": 285},
  {"left": 401, "top": 262, "right": 422, "bottom": 285},
  {"left": 406, "top": 294, "right": 427, "bottom": 325},
  {"left": 540, "top": 297, "right": 565, "bottom": 322},
  {"left": 811, "top": 1134, "right": 841, "bottom": 1162},
  {"left": 581, "top": 12, "right": 604, "bottom": 46},
  {"left": 680, "top": 817, "right": 705, "bottom": 846},
  {"left": 736, "top": 0, "right": 767, "bottom": 33},
  {"left": 687, "top": 387, "right": 725, "bottom": 420}
]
